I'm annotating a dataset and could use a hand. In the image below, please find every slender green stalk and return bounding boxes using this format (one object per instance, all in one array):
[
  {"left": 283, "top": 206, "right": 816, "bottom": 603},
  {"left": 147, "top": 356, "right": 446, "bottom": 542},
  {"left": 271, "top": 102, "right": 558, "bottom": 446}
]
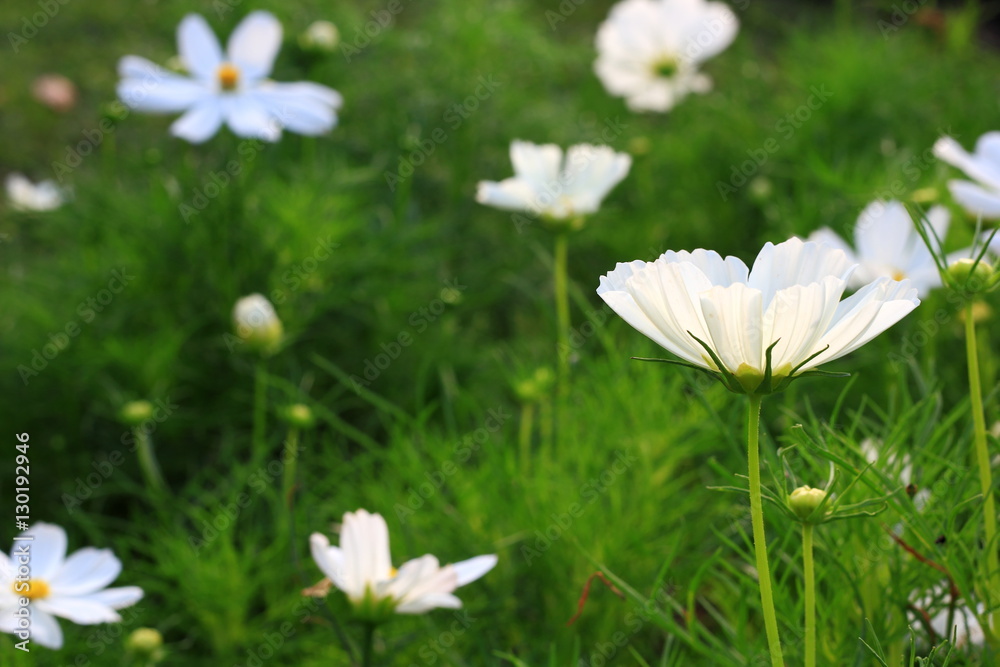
[
  {"left": 966, "top": 302, "right": 999, "bottom": 631},
  {"left": 518, "top": 402, "right": 535, "bottom": 479},
  {"left": 803, "top": 523, "right": 816, "bottom": 667},
  {"left": 747, "top": 394, "right": 783, "bottom": 667},
  {"left": 361, "top": 623, "right": 376, "bottom": 667},
  {"left": 282, "top": 427, "right": 300, "bottom": 511},
  {"left": 553, "top": 231, "right": 571, "bottom": 399},
  {"left": 134, "top": 428, "right": 166, "bottom": 494},
  {"left": 253, "top": 361, "right": 267, "bottom": 461}
]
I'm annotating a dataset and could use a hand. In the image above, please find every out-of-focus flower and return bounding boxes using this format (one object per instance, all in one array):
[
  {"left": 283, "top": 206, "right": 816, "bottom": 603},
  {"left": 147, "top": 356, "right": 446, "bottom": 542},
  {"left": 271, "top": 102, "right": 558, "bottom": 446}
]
[
  {"left": 5, "top": 173, "right": 66, "bottom": 212},
  {"left": 808, "top": 201, "right": 950, "bottom": 298},
  {"left": 0, "top": 523, "right": 144, "bottom": 649},
  {"left": 299, "top": 20, "right": 340, "bottom": 51},
  {"left": 934, "top": 133, "right": 1000, "bottom": 219},
  {"left": 125, "top": 627, "right": 165, "bottom": 662},
  {"left": 912, "top": 584, "right": 987, "bottom": 647},
  {"left": 30, "top": 74, "right": 77, "bottom": 112},
  {"left": 233, "top": 294, "right": 284, "bottom": 355},
  {"left": 117, "top": 11, "right": 343, "bottom": 143},
  {"left": 476, "top": 141, "right": 631, "bottom": 222},
  {"left": 309, "top": 509, "right": 497, "bottom": 623},
  {"left": 594, "top": 0, "right": 738, "bottom": 112},
  {"left": 598, "top": 238, "right": 920, "bottom": 394}
]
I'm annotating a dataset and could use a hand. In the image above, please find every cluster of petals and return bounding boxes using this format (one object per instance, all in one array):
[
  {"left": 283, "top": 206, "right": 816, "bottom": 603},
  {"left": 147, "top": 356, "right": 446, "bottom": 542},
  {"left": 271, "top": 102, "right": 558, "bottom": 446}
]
[
  {"left": 117, "top": 11, "right": 342, "bottom": 143},
  {"left": 598, "top": 238, "right": 919, "bottom": 392},
  {"left": 310, "top": 509, "right": 496, "bottom": 617},
  {"left": 476, "top": 140, "right": 631, "bottom": 220},
  {"left": 594, "top": 0, "right": 738, "bottom": 112},
  {"left": 934, "top": 132, "right": 1000, "bottom": 219}
]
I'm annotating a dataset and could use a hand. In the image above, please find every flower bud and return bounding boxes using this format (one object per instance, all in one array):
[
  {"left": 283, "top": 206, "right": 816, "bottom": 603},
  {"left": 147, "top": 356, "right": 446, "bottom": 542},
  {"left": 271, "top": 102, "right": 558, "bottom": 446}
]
[
  {"left": 281, "top": 403, "right": 316, "bottom": 429},
  {"left": 788, "top": 486, "right": 827, "bottom": 521},
  {"left": 947, "top": 257, "right": 996, "bottom": 292},
  {"left": 233, "top": 294, "right": 283, "bottom": 355},
  {"left": 125, "top": 628, "right": 164, "bottom": 661},
  {"left": 299, "top": 20, "right": 340, "bottom": 51},
  {"left": 119, "top": 400, "right": 154, "bottom": 426}
]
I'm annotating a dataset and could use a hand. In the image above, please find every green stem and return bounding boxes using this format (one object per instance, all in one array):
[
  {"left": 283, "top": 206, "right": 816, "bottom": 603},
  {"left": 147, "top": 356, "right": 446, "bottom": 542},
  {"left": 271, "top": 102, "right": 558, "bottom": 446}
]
[
  {"left": 966, "top": 301, "right": 998, "bottom": 634},
  {"left": 554, "top": 232, "right": 571, "bottom": 399},
  {"left": 747, "top": 394, "right": 783, "bottom": 666},
  {"left": 253, "top": 361, "right": 267, "bottom": 461},
  {"left": 361, "top": 622, "right": 376, "bottom": 667},
  {"left": 518, "top": 402, "right": 535, "bottom": 479},
  {"left": 134, "top": 428, "right": 166, "bottom": 494},
  {"left": 803, "top": 523, "right": 816, "bottom": 667},
  {"left": 282, "top": 427, "right": 300, "bottom": 511}
]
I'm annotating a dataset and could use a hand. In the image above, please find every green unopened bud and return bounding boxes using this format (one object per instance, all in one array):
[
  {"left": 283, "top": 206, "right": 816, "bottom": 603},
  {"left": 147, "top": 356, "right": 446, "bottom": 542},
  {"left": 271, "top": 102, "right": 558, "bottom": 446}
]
[
  {"left": 947, "top": 257, "right": 996, "bottom": 292},
  {"left": 125, "top": 628, "right": 164, "bottom": 661},
  {"left": 281, "top": 403, "right": 316, "bottom": 429},
  {"left": 788, "top": 486, "right": 827, "bottom": 521},
  {"left": 119, "top": 400, "right": 154, "bottom": 426},
  {"left": 233, "top": 294, "right": 284, "bottom": 355}
]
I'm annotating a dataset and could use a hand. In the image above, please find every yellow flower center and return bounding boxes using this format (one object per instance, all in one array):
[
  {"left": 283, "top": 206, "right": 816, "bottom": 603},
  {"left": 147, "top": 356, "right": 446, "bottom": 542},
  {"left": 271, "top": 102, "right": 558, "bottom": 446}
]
[
  {"left": 389, "top": 567, "right": 398, "bottom": 578},
  {"left": 651, "top": 57, "right": 679, "bottom": 78},
  {"left": 13, "top": 579, "right": 50, "bottom": 600},
  {"left": 892, "top": 270, "right": 906, "bottom": 281},
  {"left": 217, "top": 63, "right": 240, "bottom": 91}
]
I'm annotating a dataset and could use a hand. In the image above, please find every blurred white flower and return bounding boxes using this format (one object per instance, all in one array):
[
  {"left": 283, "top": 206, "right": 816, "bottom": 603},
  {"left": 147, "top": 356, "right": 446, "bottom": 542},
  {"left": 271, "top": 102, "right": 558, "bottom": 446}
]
[
  {"left": 597, "top": 237, "right": 920, "bottom": 394},
  {"left": 594, "top": 0, "right": 738, "bottom": 112},
  {"left": 860, "top": 438, "right": 929, "bottom": 512},
  {"left": 233, "top": 294, "right": 283, "bottom": 354},
  {"left": 309, "top": 509, "right": 497, "bottom": 622},
  {"left": 808, "top": 201, "right": 950, "bottom": 297},
  {"left": 912, "top": 584, "right": 987, "bottom": 647},
  {"left": 476, "top": 141, "right": 631, "bottom": 220},
  {"left": 934, "top": 133, "right": 1000, "bottom": 219},
  {"left": 300, "top": 20, "right": 340, "bottom": 51},
  {"left": 0, "top": 523, "right": 144, "bottom": 649},
  {"left": 5, "top": 173, "right": 66, "bottom": 212},
  {"left": 117, "top": 11, "right": 343, "bottom": 143}
]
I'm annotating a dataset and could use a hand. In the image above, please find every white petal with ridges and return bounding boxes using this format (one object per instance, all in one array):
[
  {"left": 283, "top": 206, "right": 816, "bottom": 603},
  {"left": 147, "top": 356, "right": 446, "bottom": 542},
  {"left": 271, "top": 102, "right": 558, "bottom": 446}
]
[{"left": 699, "top": 283, "right": 762, "bottom": 373}]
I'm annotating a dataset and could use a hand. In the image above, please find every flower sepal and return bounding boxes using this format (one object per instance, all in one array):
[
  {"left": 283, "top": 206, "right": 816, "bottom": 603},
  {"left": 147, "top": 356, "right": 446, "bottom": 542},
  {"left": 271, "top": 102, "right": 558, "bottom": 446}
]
[
  {"left": 634, "top": 337, "right": 849, "bottom": 396},
  {"left": 351, "top": 586, "right": 400, "bottom": 626},
  {"left": 945, "top": 256, "right": 1000, "bottom": 296}
]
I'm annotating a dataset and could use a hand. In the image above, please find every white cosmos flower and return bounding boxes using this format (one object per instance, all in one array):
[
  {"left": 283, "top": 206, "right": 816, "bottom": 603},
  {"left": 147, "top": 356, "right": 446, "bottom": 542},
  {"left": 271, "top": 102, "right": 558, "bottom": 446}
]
[
  {"left": 476, "top": 141, "right": 631, "bottom": 221},
  {"left": 594, "top": 0, "right": 738, "bottom": 112},
  {"left": 597, "top": 237, "right": 920, "bottom": 394},
  {"left": 309, "top": 509, "right": 497, "bottom": 622},
  {"left": 117, "top": 11, "right": 343, "bottom": 144},
  {"left": 807, "top": 201, "right": 950, "bottom": 297},
  {"left": 0, "top": 523, "right": 144, "bottom": 649},
  {"left": 6, "top": 173, "right": 66, "bottom": 212},
  {"left": 933, "top": 133, "right": 1000, "bottom": 219}
]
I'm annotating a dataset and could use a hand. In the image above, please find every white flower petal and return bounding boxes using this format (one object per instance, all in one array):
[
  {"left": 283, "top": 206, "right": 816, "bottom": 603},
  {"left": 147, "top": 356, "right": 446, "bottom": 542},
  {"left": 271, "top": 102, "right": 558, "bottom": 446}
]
[
  {"left": 226, "top": 11, "right": 282, "bottom": 81},
  {"left": 25, "top": 607, "right": 62, "bottom": 649},
  {"left": 747, "top": 238, "right": 854, "bottom": 310},
  {"left": 395, "top": 592, "right": 462, "bottom": 614},
  {"left": 222, "top": 97, "right": 282, "bottom": 141},
  {"left": 309, "top": 534, "right": 347, "bottom": 592},
  {"left": 36, "top": 597, "right": 122, "bottom": 625},
  {"left": 475, "top": 179, "right": 541, "bottom": 213},
  {"left": 255, "top": 88, "right": 338, "bottom": 136},
  {"left": 451, "top": 554, "right": 497, "bottom": 586},
  {"left": 48, "top": 548, "right": 121, "bottom": 597},
  {"left": 341, "top": 510, "right": 393, "bottom": 598},
  {"left": 510, "top": 141, "right": 562, "bottom": 186},
  {"left": 170, "top": 100, "right": 224, "bottom": 143},
  {"left": 562, "top": 145, "right": 632, "bottom": 215},
  {"left": 934, "top": 135, "right": 1000, "bottom": 192},
  {"left": 948, "top": 180, "right": 1000, "bottom": 220},
  {"left": 177, "top": 14, "right": 224, "bottom": 82},
  {"left": 764, "top": 277, "right": 846, "bottom": 370},
  {"left": 17, "top": 523, "right": 67, "bottom": 581},
  {"left": 699, "top": 283, "right": 763, "bottom": 373},
  {"left": 116, "top": 56, "right": 207, "bottom": 112},
  {"left": 68, "top": 586, "right": 143, "bottom": 610}
]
